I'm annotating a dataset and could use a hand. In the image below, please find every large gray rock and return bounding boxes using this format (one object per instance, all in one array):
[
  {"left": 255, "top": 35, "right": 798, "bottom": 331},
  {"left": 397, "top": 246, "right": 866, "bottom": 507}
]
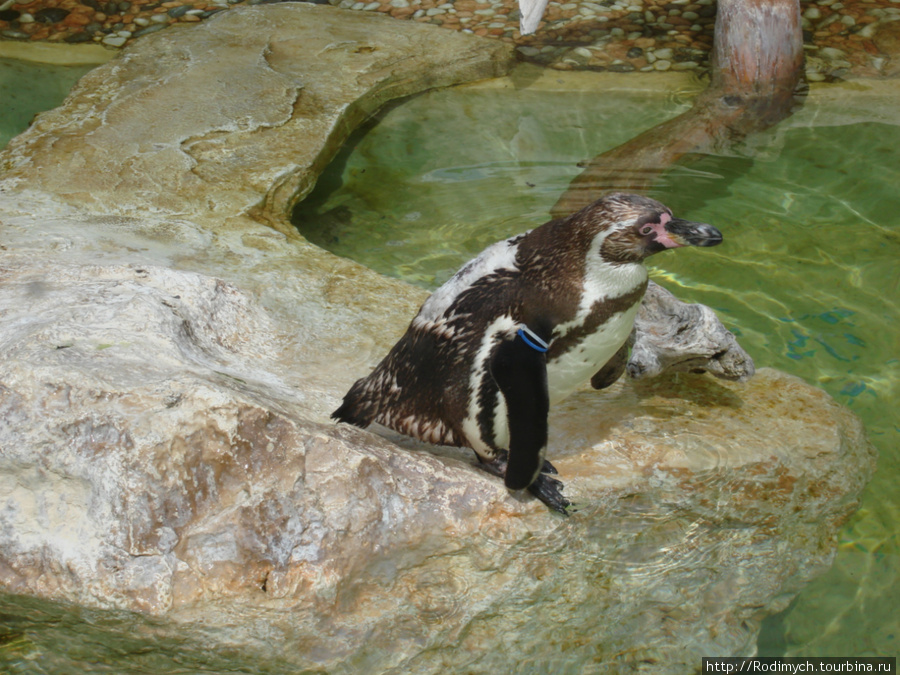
[
  {"left": 0, "top": 249, "right": 874, "bottom": 670},
  {"left": 0, "top": 3, "right": 875, "bottom": 672}
]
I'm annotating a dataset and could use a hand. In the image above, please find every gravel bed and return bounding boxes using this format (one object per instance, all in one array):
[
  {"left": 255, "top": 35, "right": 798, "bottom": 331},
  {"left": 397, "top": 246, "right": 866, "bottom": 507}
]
[{"left": 1, "top": 0, "right": 899, "bottom": 80}]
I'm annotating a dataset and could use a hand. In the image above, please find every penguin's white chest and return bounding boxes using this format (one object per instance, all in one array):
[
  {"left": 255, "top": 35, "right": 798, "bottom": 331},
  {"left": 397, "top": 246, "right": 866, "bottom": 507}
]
[
  {"left": 545, "top": 303, "right": 640, "bottom": 404},
  {"left": 545, "top": 261, "right": 647, "bottom": 405}
]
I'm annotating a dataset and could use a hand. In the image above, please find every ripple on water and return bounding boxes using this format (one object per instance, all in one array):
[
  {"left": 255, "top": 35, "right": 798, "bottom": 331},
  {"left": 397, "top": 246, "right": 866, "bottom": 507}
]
[{"left": 403, "top": 564, "right": 472, "bottom": 627}]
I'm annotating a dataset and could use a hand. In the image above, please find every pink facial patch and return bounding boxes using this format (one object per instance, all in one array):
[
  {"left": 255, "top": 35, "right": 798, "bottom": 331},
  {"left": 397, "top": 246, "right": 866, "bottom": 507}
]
[{"left": 642, "top": 212, "right": 683, "bottom": 249}]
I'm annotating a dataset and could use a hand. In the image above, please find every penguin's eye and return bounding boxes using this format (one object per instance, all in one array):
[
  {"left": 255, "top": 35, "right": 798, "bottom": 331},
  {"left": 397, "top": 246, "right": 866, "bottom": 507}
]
[{"left": 639, "top": 225, "right": 654, "bottom": 236}]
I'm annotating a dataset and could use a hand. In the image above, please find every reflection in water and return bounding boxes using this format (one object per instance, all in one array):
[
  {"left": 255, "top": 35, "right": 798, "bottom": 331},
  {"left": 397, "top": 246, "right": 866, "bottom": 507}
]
[{"left": 294, "top": 85, "right": 900, "bottom": 658}]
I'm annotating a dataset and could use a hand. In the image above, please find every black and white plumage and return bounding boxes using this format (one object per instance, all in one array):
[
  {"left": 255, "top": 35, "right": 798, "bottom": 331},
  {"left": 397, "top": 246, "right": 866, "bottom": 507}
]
[{"left": 333, "top": 193, "right": 723, "bottom": 514}]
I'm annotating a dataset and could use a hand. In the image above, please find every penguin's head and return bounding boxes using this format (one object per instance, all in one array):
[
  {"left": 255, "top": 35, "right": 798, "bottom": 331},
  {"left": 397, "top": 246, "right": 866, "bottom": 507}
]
[{"left": 592, "top": 193, "right": 723, "bottom": 263}]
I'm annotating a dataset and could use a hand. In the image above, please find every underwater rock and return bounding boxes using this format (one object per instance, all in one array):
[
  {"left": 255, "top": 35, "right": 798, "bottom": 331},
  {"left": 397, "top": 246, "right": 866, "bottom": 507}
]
[{"left": 0, "top": 3, "right": 875, "bottom": 672}]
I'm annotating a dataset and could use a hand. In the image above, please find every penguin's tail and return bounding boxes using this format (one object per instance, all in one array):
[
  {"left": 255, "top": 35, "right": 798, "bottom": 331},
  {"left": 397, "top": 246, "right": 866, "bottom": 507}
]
[
  {"left": 331, "top": 380, "right": 377, "bottom": 428},
  {"left": 331, "top": 399, "right": 368, "bottom": 427}
]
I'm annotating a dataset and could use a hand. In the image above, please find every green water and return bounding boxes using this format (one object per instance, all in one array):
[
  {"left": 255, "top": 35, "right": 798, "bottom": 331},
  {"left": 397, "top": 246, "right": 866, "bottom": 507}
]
[
  {"left": 294, "top": 85, "right": 900, "bottom": 657},
  {"left": 0, "top": 592, "right": 301, "bottom": 674},
  {"left": 0, "top": 57, "right": 96, "bottom": 149}
]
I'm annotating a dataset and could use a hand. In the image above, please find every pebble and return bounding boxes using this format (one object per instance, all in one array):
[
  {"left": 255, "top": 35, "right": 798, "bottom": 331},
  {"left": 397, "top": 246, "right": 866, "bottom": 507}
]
[
  {"left": 101, "top": 34, "right": 128, "bottom": 45},
  {"left": 34, "top": 7, "right": 70, "bottom": 22},
  {"left": 132, "top": 22, "right": 167, "bottom": 36},
  {"left": 167, "top": 4, "right": 192, "bottom": 17},
  {"left": 653, "top": 59, "right": 672, "bottom": 70},
  {"left": 820, "top": 46, "right": 848, "bottom": 58}
]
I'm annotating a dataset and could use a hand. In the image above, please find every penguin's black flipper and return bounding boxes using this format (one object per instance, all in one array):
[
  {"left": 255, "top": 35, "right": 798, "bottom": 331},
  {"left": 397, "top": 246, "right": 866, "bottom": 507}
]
[{"left": 489, "top": 330, "right": 551, "bottom": 492}]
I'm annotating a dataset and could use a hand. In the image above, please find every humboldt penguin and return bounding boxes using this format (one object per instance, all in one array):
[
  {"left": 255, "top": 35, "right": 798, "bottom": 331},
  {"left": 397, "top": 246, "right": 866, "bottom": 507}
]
[{"left": 332, "top": 193, "right": 723, "bottom": 514}]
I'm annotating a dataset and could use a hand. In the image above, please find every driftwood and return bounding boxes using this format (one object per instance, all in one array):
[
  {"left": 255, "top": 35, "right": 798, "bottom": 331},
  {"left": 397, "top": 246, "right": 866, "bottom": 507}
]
[
  {"left": 589, "top": 282, "right": 755, "bottom": 388},
  {"left": 551, "top": 0, "right": 804, "bottom": 217},
  {"left": 630, "top": 281, "right": 755, "bottom": 381}
]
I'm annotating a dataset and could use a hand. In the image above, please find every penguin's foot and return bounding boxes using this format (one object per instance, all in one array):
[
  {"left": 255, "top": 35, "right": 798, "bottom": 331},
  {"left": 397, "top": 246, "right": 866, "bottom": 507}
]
[
  {"left": 527, "top": 470, "right": 571, "bottom": 515},
  {"left": 475, "top": 453, "right": 571, "bottom": 516},
  {"left": 475, "top": 452, "right": 508, "bottom": 483}
]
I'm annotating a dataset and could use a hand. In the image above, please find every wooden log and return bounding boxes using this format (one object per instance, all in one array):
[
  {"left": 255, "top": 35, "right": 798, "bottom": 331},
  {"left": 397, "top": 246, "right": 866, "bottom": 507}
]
[{"left": 551, "top": 0, "right": 804, "bottom": 217}]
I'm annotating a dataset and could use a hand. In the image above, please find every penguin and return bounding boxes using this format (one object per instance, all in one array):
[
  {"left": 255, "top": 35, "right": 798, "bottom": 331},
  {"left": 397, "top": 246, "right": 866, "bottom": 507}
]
[{"left": 332, "top": 193, "right": 722, "bottom": 514}]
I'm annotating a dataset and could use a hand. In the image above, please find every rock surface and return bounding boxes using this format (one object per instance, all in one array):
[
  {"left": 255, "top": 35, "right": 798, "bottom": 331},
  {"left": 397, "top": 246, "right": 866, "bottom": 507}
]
[
  {"left": 630, "top": 281, "right": 756, "bottom": 383},
  {"left": 0, "top": 3, "right": 876, "bottom": 673},
  {"left": 0, "top": 1, "right": 513, "bottom": 229}
]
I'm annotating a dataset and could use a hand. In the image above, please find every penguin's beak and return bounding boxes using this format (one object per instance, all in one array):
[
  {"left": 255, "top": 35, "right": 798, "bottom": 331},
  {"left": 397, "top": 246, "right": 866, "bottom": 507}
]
[{"left": 665, "top": 218, "right": 723, "bottom": 247}]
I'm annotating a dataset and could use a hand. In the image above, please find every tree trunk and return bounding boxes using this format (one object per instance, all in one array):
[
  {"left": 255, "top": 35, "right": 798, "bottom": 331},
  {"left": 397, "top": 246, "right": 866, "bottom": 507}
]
[{"left": 551, "top": 0, "right": 804, "bottom": 217}]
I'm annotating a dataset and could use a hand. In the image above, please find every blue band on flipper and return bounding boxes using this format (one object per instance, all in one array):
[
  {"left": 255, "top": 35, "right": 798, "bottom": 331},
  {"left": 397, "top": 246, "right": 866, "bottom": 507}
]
[{"left": 518, "top": 326, "right": 549, "bottom": 353}]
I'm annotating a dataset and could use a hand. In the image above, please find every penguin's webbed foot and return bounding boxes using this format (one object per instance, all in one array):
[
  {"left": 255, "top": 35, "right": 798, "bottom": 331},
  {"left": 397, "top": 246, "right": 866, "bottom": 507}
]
[
  {"left": 475, "top": 452, "right": 571, "bottom": 516},
  {"left": 527, "top": 470, "right": 571, "bottom": 515},
  {"left": 475, "top": 452, "right": 508, "bottom": 479}
]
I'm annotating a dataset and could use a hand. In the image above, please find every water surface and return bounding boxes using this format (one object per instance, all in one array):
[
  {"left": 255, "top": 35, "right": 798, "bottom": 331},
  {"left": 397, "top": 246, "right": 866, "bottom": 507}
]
[{"left": 0, "top": 57, "right": 96, "bottom": 149}]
